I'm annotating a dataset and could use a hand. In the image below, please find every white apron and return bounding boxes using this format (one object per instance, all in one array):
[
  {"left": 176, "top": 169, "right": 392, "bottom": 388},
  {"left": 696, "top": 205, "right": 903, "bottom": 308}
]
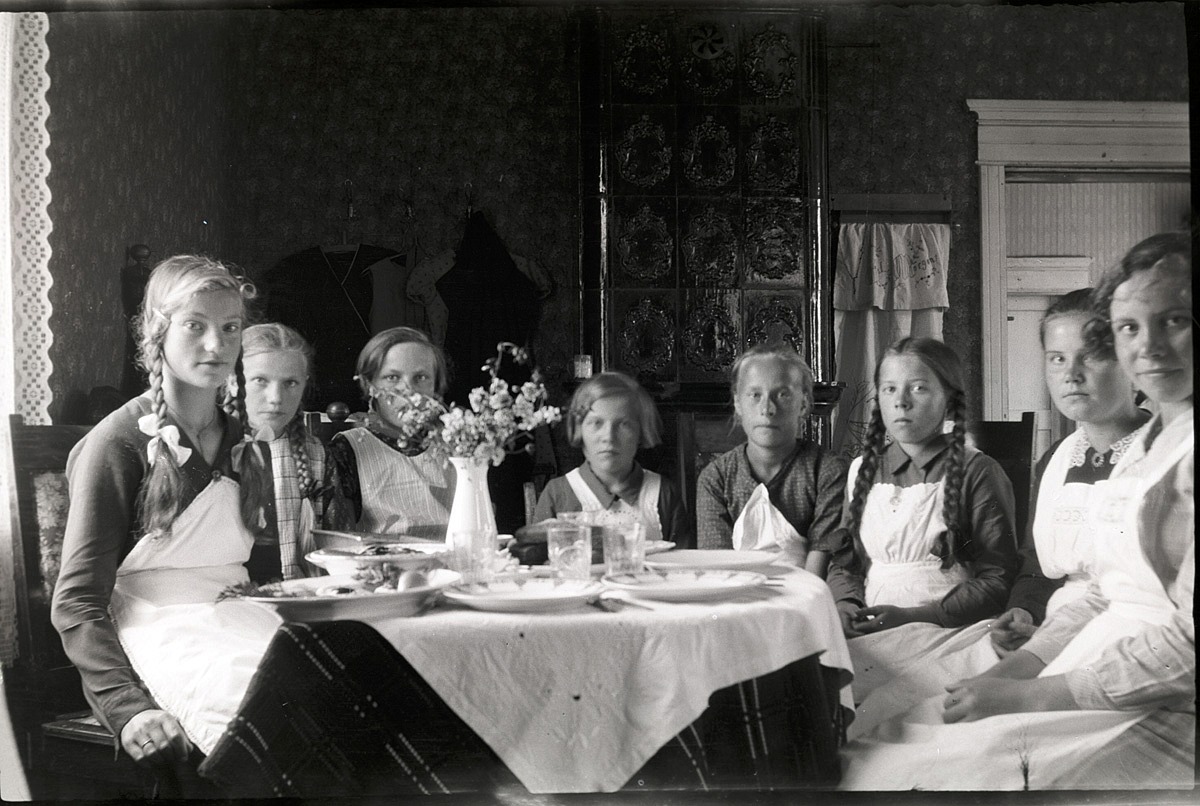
[
  {"left": 341, "top": 428, "right": 451, "bottom": 538},
  {"left": 1032, "top": 429, "right": 1100, "bottom": 617},
  {"left": 847, "top": 466, "right": 970, "bottom": 700},
  {"left": 730, "top": 483, "right": 806, "bottom": 567},
  {"left": 110, "top": 477, "right": 282, "bottom": 755},
  {"left": 840, "top": 429, "right": 1192, "bottom": 790},
  {"left": 851, "top": 431, "right": 1111, "bottom": 735},
  {"left": 565, "top": 467, "right": 663, "bottom": 541}
]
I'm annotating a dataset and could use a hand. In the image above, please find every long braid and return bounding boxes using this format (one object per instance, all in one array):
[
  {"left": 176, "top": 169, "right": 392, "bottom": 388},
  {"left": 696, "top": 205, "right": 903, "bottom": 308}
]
[
  {"left": 136, "top": 349, "right": 186, "bottom": 538},
  {"left": 844, "top": 404, "right": 887, "bottom": 542},
  {"left": 286, "top": 415, "right": 315, "bottom": 499},
  {"left": 229, "top": 355, "right": 271, "bottom": 534},
  {"left": 935, "top": 391, "right": 968, "bottom": 569}
]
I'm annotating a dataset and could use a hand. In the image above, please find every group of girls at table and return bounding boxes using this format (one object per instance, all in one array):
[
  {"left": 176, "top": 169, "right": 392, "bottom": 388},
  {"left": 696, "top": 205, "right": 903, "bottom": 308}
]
[{"left": 49, "top": 230, "right": 1192, "bottom": 790}]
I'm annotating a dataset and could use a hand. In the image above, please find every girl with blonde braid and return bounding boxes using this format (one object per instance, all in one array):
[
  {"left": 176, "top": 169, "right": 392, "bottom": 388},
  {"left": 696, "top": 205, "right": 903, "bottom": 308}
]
[
  {"left": 241, "top": 323, "right": 326, "bottom": 580},
  {"left": 826, "top": 337, "right": 1019, "bottom": 701},
  {"left": 52, "top": 255, "right": 278, "bottom": 767}
]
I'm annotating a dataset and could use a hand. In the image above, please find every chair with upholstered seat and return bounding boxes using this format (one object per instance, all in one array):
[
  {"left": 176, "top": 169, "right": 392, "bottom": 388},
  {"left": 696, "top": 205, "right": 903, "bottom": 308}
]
[{"left": 1, "top": 414, "right": 162, "bottom": 798}]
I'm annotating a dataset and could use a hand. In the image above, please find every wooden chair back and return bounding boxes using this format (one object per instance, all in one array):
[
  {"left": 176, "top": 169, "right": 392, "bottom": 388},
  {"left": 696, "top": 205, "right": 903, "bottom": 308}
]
[
  {"left": 675, "top": 412, "right": 745, "bottom": 548},
  {"left": 966, "top": 411, "right": 1037, "bottom": 535},
  {"left": 2, "top": 415, "right": 90, "bottom": 672},
  {"left": 304, "top": 411, "right": 355, "bottom": 447}
]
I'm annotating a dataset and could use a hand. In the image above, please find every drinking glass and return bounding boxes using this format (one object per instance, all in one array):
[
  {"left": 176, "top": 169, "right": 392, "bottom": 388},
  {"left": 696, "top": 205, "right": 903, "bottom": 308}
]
[
  {"left": 602, "top": 522, "right": 646, "bottom": 576},
  {"left": 449, "top": 529, "right": 495, "bottom": 585},
  {"left": 547, "top": 524, "right": 592, "bottom": 580}
]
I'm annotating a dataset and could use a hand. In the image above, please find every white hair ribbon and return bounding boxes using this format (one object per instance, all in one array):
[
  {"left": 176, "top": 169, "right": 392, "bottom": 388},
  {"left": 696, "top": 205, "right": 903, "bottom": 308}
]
[{"left": 138, "top": 413, "right": 192, "bottom": 466}]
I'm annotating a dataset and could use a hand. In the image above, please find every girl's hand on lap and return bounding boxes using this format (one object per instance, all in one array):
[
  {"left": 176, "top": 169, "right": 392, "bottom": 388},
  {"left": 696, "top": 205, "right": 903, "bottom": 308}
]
[
  {"left": 836, "top": 601, "right": 864, "bottom": 637},
  {"left": 989, "top": 607, "right": 1037, "bottom": 656},
  {"left": 941, "top": 678, "right": 1027, "bottom": 722},
  {"left": 850, "top": 604, "right": 912, "bottom": 634},
  {"left": 121, "top": 709, "right": 192, "bottom": 765},
  {"left": 943, "top": 673, "right": 1074, "bottom": 722}
]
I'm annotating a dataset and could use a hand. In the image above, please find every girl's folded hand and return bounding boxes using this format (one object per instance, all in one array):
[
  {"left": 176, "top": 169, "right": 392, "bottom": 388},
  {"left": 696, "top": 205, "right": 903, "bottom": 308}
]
[{"left": 851, "top": 604, "right": 912, "bottom": 634}]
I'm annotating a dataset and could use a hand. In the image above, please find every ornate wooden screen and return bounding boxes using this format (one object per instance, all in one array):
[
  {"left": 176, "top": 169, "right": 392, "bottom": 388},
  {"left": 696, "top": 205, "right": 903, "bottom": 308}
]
[{"left": 580, "top": 9, "right": 831, "bottom": 409}]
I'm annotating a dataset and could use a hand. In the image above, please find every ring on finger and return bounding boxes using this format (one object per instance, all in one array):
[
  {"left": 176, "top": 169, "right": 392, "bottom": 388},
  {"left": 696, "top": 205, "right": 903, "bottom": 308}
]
[{"left": 141, "top": 740, "right": 154, "bottom": 750}]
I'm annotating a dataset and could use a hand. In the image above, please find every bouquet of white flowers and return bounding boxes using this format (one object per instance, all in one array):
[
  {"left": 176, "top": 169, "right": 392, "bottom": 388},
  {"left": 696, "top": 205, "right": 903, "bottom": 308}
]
[
  {"left": 372, "top": 388, "right": 445, "bottom": 454},
  {"left": 440, "top": 342, "right": 561, "bottom": 466}
]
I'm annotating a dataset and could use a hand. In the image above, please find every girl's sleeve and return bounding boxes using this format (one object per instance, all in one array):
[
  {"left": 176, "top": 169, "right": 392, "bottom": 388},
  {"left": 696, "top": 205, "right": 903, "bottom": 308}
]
[
  {"left": 657, "top": 476, "right": 693, "bottom": 549},
  {"left": 695, "top": 459, "right": 734, "bottom": 550},
  {"left": 918, "top": 453, "right": 1019, "bottom": 627},
  {"left": 532, "top": 478, "right": 560, "bottom": 522},
  {"left": 806, "top": 449, "right": 849, "bottom": 552},
  {"left": 50, "top": 418, "right": 158, "bottom": 740},
  {"left": 322, "top": 435, "right": 361, "bottom": 529}
]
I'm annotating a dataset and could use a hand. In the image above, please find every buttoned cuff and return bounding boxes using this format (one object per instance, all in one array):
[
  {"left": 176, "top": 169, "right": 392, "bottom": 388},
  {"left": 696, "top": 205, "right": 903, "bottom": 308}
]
[{"left": 1065, "top": 667, "right": 1113, "bottom": 710}]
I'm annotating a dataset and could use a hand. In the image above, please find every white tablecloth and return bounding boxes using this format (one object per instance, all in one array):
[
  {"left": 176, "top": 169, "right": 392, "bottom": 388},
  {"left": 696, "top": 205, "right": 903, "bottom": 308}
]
[{"left": 362, "top": 568, "right": 852, "bottom": 794}]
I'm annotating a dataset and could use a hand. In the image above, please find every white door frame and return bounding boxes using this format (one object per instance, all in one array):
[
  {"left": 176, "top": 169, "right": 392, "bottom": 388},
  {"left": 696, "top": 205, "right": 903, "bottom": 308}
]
[{"left": 966, "top": 99, "right": 1190, "bottom": 420}]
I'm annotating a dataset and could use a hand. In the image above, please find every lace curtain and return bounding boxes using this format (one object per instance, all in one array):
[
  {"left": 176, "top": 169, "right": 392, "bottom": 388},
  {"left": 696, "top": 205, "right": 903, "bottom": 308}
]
[
  {"left": 831, "top": 223, "right": 950, "bottom": 454},
  {"left": 1, "top": 12, "right": 52, "bottom": 425}
]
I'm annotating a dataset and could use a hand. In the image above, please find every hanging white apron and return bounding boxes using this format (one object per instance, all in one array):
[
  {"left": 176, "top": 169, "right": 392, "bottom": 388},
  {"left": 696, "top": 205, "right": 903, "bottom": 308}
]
[
  {"left": 730, "top": 483, "right": 805, "bottom": 565},
  {"left": 109, "top": 477, "right": 283, "bottom": 755},
  {"left": 565, "top": 467, "right": 663, "bottom": 541},
  {"left": 840, "top": 427, "right": 1191, "bottom": 790}
]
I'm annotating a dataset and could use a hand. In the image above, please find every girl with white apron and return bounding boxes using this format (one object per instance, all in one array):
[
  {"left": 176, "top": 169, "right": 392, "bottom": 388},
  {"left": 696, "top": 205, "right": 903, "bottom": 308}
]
[
  {"left": 565, "top": 466, "right": 663, "bottom": 541},
  {"left": 334, "top": 427, "right": 452, "bottom": 538},
  {"left": 850, "top": 428, "right": 1129, "bottom": 738},
  {"left": 839, "top": 420, "right": 1192, "bottom": 790},
  {"left": 844, "top": 451, "right": 977, "bottom": 699},
  {"left": 110, "top": 476, "right": 282, "bottom": 755}
]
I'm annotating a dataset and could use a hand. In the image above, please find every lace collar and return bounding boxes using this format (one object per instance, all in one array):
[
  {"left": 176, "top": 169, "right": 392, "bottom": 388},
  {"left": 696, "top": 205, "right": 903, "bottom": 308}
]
[{"left": 1068, "top": 429, "right": 1139, "bottom": 469}]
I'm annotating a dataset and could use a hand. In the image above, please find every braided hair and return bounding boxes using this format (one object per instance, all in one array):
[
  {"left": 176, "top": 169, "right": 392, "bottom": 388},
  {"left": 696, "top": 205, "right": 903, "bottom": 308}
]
[
  {"left": 844, "top": 337, "right": 969, "bottom": 569},
  {"left": 243, "top": 322, "right": 320, "bottom": 499},
  {"left": 134, "top": 254, "right": 267, "bottom": 539}
]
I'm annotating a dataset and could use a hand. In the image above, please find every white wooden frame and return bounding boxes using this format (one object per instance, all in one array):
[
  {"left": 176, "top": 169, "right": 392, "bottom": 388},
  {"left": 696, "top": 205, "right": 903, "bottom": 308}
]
[{"left": 967, "top": 100, "right": 1190, "bottom": 420}]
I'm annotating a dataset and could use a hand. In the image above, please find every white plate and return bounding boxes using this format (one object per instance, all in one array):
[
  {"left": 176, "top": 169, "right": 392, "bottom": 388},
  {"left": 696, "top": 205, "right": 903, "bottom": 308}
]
[
  {"left": 442, "top": 577, "right": 603, "bottom": 613},
  {"left": 312, "top": 529, "right": 444, "bottom": 552},
  {"left": 244, "top": 569, "right": 460, "bottom": 621},
  {"left": 601, "top": 570, "right": 768, "bottom": 602},
  {"left": 644, "top": 549, "right": 781, "bottom": 575},
  {"left": 306, "top": 545, "right": 448, "bottom": 576}
]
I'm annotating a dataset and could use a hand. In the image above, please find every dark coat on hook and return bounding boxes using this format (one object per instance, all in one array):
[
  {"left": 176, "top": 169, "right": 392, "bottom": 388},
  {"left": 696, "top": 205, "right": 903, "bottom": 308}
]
[{"left": 436, "top": 210, "right": 541, "bottom": 533}]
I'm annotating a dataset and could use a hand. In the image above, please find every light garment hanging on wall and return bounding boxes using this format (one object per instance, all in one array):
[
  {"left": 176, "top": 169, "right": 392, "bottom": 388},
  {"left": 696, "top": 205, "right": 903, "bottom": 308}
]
[{"left": 831, "top": 223, "right": 951, "bottom": 455}]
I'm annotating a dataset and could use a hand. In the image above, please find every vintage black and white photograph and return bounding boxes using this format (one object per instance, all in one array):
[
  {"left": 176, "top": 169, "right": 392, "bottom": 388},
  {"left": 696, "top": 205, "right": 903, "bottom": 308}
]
[{"left": 0, "top": 0, "right": 1193, "bottom": 802}]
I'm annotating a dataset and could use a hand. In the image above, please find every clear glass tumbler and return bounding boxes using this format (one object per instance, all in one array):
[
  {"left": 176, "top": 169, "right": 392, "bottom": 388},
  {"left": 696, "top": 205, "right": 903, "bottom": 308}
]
[
  {"left": 449, "top": 529, "right": 495, "bottom": 585},
  {"left": 603, "top": 522, "right": 646, "bottom": 576},
  {"left": 547, "top": 524, "right": 592, "bottom": 580}
]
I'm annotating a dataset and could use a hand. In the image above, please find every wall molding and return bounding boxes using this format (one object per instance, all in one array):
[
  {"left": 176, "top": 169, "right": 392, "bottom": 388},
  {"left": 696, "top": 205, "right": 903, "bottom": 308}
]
[
  {"left": 968, "top": 99, "right": 1190, "bottom": 419},
  {"left": 967, "top": 99, "right": 1190, "bottom": 169}
]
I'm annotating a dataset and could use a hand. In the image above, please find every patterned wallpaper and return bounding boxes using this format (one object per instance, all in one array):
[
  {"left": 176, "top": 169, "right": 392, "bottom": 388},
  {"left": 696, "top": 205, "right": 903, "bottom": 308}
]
[
  {"left": 45, "top": 11, "right": 233, "bottom": 421},
  {"left": 41, "top": 4, "right": 1188, "bottom": 421},
  {"left": 220, "top": 8, "right": 580, "bottom": 397},
  {"left": 825, "top": 1, "right": 1189, "bottom": 422}
]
